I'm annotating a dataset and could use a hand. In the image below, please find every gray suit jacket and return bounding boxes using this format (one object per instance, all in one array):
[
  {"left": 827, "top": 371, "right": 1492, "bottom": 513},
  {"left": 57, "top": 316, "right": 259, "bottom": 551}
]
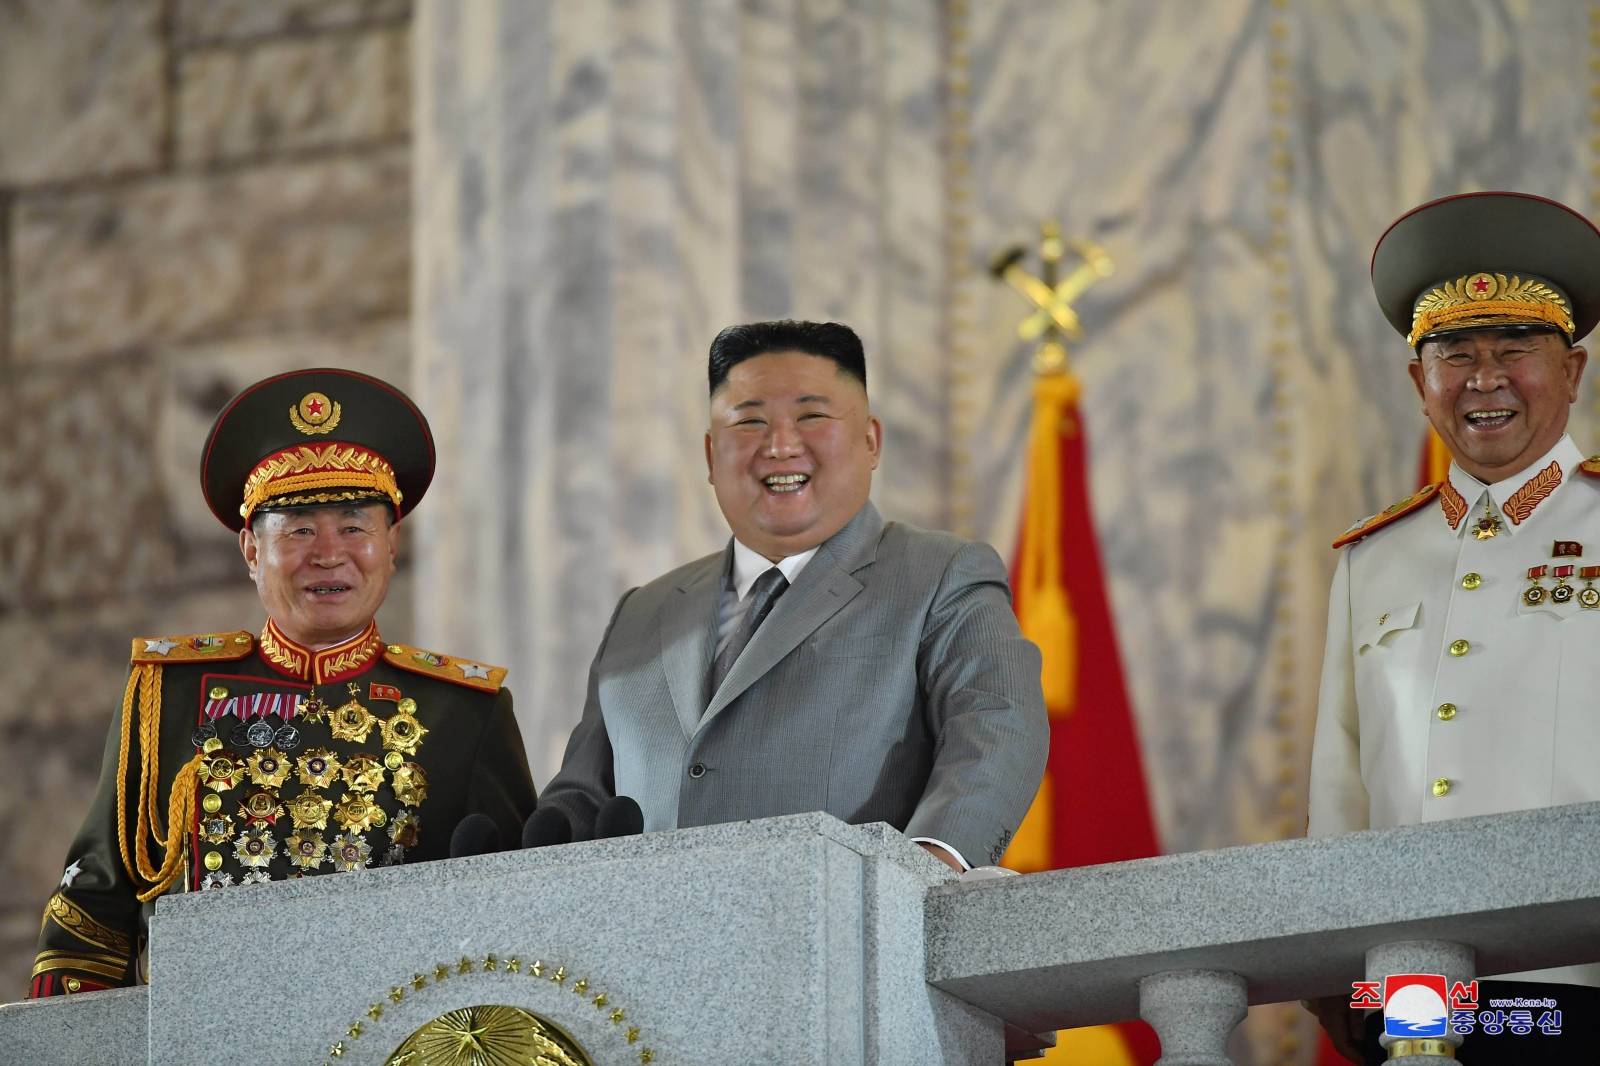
[{"left": 541, "top": 502, "right": 1048, "bottom": 865}]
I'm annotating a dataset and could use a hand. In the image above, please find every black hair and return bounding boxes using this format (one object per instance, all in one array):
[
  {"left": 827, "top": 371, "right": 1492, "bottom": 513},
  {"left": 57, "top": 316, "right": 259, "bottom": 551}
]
[{"left": 707, "top": 320, "right": 867, "bottom": 396}]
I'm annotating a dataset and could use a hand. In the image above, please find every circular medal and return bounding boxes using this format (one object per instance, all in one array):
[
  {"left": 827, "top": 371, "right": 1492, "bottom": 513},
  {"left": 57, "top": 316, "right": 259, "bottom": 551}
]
[
  {"left": 191, "top": 723, "right": 218, "bottom": 749},
  {"left": 1552, "top": 584, "right": 1575, "bottom": 605},
  {"left": 245, "top": 719, "right": 276, "bottom": 749},
  {"left": 273, "top": 724, "right": 302, "bottom": 752},
  {"left": 1582, "top": 587, "right": 1600, "bottom": 609},
  {"left": 1524, "top": 586, "right": 1547, "bottom": 606},
  {"left": 229, "top": 721, "right": 254, "bottom": 748}
]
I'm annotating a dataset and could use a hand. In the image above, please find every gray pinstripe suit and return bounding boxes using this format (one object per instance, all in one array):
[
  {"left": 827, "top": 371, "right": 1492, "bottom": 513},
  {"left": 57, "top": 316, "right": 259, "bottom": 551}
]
[{"left": 541, "top": 503, "right": 1049, "bottom": 865}]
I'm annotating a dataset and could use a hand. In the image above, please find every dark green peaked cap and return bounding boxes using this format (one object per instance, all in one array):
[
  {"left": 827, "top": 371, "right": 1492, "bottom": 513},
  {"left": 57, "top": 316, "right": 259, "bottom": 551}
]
[
  {"left": 1371, "top": 191, "right": 1600, "bottom": 349},
  {"left": 200, "top": 368, "right": 435, "bottom": 532}
]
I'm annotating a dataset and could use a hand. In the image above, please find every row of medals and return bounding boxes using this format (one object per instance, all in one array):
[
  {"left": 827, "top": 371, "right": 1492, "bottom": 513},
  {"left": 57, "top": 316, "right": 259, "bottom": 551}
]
[
  {"left": 1522, "top": 564, "right": 1600, "bottom": 608},
  {"left": 189, "top": 684, "right": 429, "bottom": 889}
]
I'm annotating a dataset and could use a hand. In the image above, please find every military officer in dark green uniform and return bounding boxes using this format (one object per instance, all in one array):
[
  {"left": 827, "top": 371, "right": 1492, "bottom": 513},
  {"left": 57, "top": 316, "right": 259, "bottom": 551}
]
[{"left": 28, "top": 368, "right": 537, "bottom": 998}]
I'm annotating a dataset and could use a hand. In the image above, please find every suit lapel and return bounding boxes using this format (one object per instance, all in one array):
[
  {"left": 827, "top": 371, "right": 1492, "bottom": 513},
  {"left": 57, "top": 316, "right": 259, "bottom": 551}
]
[
  {"left": 700, "top": 504, "right": 884, "bottom": 728},
  {"left": 662, "top": 549, "right": 727, "bottom": 739}
]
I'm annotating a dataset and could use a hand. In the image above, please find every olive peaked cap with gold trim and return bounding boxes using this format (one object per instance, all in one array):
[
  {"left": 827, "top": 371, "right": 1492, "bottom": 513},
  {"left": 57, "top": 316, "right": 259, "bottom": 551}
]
[
  {"left": 201, "top": 368, "right": 435, "bottom": 532},
  {"left": 1372, "top": 191, "right": 1600, "bottom": 350}
]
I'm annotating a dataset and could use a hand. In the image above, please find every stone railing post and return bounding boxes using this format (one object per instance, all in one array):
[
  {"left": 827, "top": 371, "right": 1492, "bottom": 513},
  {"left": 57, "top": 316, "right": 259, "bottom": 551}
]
[
  {"left": 1138, "top": 969, "right": 1247, "bottom": 1066},
  {"left": 1366, "top": 939, "right": 1474, "bottom": 1063}
]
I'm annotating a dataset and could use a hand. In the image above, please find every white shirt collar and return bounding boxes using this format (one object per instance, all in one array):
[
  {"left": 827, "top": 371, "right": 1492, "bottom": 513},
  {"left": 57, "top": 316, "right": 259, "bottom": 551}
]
[
  {"left": 730, "top": 538, "right": 819, "bottom": 600},
  {"left": 1446, "top": 434, "right": 1584, "bottom": 535}
]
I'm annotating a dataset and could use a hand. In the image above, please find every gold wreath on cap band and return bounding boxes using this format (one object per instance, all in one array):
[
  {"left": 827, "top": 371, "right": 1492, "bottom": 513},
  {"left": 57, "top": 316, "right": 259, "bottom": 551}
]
[
  {"left": 1409, "top": 271, "right": 1574, "bottom": 348},
  {"left": 239, "top": 443, "right": 401, "bottom": 522},
  {"left": 288, "top": 391, "right": 342, "bottom": 436}
]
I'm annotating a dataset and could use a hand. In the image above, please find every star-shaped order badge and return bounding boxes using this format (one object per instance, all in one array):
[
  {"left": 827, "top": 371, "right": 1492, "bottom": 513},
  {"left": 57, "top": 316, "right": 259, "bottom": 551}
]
[
  {"left": 143, "top": 638, "right": 177, "bottom": 656},
  {"left": 455, "top": 661, "right": 491, "bottom": 680},
  {"left": 59, "top": 860, "right": 82, "bottom": 888}
]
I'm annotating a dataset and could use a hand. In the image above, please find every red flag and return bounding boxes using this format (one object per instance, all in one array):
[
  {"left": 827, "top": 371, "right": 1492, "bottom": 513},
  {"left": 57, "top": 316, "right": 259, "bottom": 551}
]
[{"left": 1006, "top": 366, "right": 1160, "bottom": 1065}]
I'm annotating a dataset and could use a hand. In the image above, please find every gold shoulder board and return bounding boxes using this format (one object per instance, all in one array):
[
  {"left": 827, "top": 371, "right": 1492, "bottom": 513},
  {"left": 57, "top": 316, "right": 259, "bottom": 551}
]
[
  {"left": 382, "top": 643, "right": 506, "bottom": 693},
  {"left": 129, "top": 632, "right": 254, "bottom": 664},
  {"left": 1579, "top": 455, "right": 1600, "bottom": 477},
  {"left": 1332, "top": 482, "right": 1441, "bottom": 549}
]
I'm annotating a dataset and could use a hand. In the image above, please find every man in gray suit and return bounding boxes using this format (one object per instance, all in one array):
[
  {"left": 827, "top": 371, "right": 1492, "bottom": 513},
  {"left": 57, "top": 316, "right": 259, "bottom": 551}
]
[{"left": 540, "top": 320, "right": 1048, "bottom": 870}]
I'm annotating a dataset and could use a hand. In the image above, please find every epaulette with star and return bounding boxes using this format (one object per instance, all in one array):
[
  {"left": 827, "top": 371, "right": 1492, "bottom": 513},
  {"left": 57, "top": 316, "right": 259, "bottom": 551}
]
[
  {"left": 129, "top": 631, "right": 254, "bottom": 664},
  {"left": 1579, "top": 455, "right": 1600, "bottom": 478},
  {"left": 382, "top": 642, "right": 506, "bottom": 693},
  {"left": 1332, "top": 482, "right": 1442, "bottom": 549}
]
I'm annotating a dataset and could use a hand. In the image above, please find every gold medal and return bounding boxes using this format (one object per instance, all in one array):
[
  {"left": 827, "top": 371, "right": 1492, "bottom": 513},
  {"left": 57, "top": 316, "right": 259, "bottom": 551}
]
[
  {"left": 1552, "top": 565, "right": 1577, "bottom": 604},
  {"left": 342, "top": 753, "right": 385, "bottom": 792},
  {"left": 297, "top": 695, "right": 328, "bottom": 725},
  {"left": 1473, "top": 513, "right": 1503, "bottom": 540},
  {"left": 331, "top": 830, "right": 372, "bottom": 872},
  {"left": 1582, "top": 566, "right": 1600, "bottom": 608},
  {"left": 238, "top": 789, "right": 283, "bottom": 825},
  {"left": 392, "top": 762, "right": 429, "bottom": 806},
  {"left": 285, "top": 831, "right": 328, "bottom": 871},
  {"left": 199, "top": 814, "right": 235, "bottom": 844},
  {"left": 286, "top": 791, "right": 333, "bottom": 831},
  {"left": 388, "top": 809, "right": 421, "bottom": 848},
  {"left": 297, "top": 748, "right": 342, "bottom": 788},
  {"left": 233, "top": 825, "right": 276, "bottom": 869},
  {"left": 330, "top": 699, "right": 377, "bottom": 743},
  {"left": 333, "top": 792, "right": 385, "bottom": 832},
  {"left": 199, "top": 751, "right": 245, "bottom": 793},
  {"left": 1524, "top": 564, "right": 1549, "bottom": 606},
  {"left": 246, "top": 748, "right": 291, "bottom": 788},
  {"left": 380, "top": 710, "right": 428, "bottom": 755}
]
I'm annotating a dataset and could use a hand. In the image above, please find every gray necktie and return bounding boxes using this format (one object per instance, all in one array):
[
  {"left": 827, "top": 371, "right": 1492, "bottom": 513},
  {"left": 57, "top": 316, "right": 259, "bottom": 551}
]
[{"left": 709, "top": 567, "right": 789, "bottom": 700}]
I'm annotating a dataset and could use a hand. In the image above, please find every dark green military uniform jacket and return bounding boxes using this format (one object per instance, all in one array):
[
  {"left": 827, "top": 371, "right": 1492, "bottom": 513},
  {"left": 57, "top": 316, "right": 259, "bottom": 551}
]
[{"left": 29, "top": 620, "right": 536, "bottom": 997}]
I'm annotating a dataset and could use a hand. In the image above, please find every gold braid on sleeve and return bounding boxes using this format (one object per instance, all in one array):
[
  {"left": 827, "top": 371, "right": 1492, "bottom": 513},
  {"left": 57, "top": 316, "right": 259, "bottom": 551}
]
[{"left": 115, "top": 664, "right": 204, "bottom": 902}]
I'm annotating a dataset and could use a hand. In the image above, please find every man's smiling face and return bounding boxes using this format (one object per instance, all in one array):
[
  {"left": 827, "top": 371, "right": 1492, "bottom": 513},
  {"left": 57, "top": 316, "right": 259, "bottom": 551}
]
[
  {"left": 1409, "top": 328, "right": 1586, "bottom": 484},
  {"left": 240, "top": 503, "right": 398, "bottom": 647},
  {"left": 704, "top": 351, "right": 882, "bottom": 561}
]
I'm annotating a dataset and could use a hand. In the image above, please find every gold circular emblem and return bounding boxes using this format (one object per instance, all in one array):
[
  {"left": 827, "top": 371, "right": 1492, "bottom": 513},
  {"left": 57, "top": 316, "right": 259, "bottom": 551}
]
[
  {"left": 203, "top": 851, "right": 223, "bottom": 871},
  {"left": 209, "top": 686, "right": 229, "bottom": 700},
  {"left": 385, "top": 1004, "right": 594, "bottom": 1066},
  {"left": 1582, "top": 587, "right": 1600, "bottom": 609},
  {"left": 202, "top": 793, "right": 222, "bottom": 813},
  {"left": 1465, "top": 272, "right": 1496, "bottom": 300},
  {"left": 298, "top": 392, "right": 334, "bottom": 425}
]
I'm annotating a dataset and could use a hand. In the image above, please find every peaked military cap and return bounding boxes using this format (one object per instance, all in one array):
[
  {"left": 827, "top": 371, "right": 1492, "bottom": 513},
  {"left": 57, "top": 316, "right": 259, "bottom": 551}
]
[
  {"left": 1371, "top": 191, "right": 1600, "bottom": 350},
  {"left": 201, "top": 368, "right": 435, "bottom": 531}
]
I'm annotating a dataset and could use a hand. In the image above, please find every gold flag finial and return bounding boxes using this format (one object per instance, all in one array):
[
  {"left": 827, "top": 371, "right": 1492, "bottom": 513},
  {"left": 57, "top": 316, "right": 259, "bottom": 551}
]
[{"left": 990, "top": 223, "right": 1113, "bottom": 375}]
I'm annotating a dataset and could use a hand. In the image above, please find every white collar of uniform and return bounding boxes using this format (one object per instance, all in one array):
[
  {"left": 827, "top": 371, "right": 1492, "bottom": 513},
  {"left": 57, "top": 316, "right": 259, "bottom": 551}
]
[
  {"left": 1445, "top": 434, "right": 1584, "bottom": 536},
  {"left": 730, "top": 538, "right": 819, "bottom": 600}
]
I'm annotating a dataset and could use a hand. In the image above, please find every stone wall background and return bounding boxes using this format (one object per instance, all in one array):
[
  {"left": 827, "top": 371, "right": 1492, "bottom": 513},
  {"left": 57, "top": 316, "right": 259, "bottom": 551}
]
[{"left": 0, "top": 0, "right": 415, "bottom": 998}]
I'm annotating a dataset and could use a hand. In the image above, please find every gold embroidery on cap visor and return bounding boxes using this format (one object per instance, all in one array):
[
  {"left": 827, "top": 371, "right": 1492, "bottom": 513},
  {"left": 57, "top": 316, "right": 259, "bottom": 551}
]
[
  {"left": 238, "top": 443, "right": 401, "bottom": 523},
  {"left": 1409, "top": 272, "right": 1575, "bottom": 348}
]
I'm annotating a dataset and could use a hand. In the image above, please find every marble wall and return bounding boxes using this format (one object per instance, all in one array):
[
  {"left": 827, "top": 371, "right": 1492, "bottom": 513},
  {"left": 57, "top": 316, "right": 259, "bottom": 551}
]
[{"left": 0, "top": 0, "right": 415, "bottom": 1002}]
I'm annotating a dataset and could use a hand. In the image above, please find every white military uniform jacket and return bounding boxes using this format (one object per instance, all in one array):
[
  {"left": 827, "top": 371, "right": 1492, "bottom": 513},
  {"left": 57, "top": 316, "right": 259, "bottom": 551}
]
[{"left": 1309, "top": 434, "right": 1600, "bottom": 983}]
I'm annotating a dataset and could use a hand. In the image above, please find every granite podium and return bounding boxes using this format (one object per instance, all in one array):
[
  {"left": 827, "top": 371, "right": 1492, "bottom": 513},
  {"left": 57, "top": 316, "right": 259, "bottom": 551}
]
[{"left": 8, "top": 804, "right": 1600, "bottom": 1064}]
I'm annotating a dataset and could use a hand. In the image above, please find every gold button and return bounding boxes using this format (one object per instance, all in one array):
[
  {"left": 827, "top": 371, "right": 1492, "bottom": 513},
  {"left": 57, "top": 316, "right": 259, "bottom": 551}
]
[
  {"left": 372, "top": 808, "right": 388, "bottom": 828},
  {"left": 204, "top": 851, "right": 223, "bottom": 871},
  {"left": 202, "top": 793, "right": 222, "bottom": 813},
  {"left": 1462, "top": 572, "right": 1482, "bottom": 590},
  {"left": 1436, "top": 703, "right": 1458, "bottom": 721},
  {"left": 383, "top": 751, "right": 404, "bottom": 770},
  {"left": 1378, "top": 612, "right": 1389, "bottom": 625},
  {"left": 1448, "top": 639, "right": 1470, "bottom": 657},
  {"left": 64, "top": 978, "right": 82, "bottom": 993},
  {"left": 388, "top": 645, "right": 404, "bottom": 654},
  {"left": 1432, "top": 778, "right": 1452, "bottom": 797},
  {"left": 398, "top": 698, "right": 417, "bottom": 713},
  {"left": 209, "top": 686, "right": 229, "bottom": 699}
]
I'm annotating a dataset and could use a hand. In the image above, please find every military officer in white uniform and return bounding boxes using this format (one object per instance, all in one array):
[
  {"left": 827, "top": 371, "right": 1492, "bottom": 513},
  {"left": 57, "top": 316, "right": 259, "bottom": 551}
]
[{"left": 1308, "top": 191, "right": 1600, "bottom": 1064}]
